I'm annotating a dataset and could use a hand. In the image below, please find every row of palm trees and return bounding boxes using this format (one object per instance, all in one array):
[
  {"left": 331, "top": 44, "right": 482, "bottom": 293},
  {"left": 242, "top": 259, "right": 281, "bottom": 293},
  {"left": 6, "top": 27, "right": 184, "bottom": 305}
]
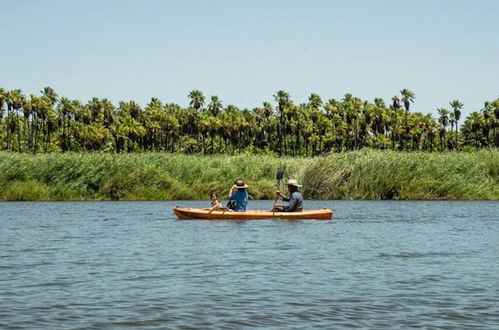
[{"left": 0, "top": 87, "right": 498, "bottom": 155}]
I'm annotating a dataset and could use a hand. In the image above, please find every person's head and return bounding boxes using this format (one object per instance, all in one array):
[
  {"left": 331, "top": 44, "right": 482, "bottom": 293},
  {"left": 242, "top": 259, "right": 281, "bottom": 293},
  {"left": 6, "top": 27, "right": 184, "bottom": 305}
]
[
  {"left": 285, "top": 179, "right": 301, "bottom": 192},
  {"left": 234, "top": 180, "right": 248, "bottom": 191},
  {"left": 210, "top": 192, "right": 219, "bottom": 200}
]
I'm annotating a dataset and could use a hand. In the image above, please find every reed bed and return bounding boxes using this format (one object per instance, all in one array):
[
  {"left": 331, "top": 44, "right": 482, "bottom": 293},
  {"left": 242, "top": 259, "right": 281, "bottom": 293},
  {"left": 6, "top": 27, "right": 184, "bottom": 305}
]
[
  {"left": 0, "top": 152, "right": 301, "bottom": 201},
  {"left": 0, "top": 150, "right": 498, "bottom": 201},
  {"left": 301, "top": 149, "right": 499, "bottom": 200}
]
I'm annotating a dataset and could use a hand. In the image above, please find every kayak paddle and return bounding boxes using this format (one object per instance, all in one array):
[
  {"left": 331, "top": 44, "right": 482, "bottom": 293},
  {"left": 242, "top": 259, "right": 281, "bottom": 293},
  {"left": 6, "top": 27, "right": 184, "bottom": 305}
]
[{"left": 273, "top": 170, "right": 285, "bottom": 215}]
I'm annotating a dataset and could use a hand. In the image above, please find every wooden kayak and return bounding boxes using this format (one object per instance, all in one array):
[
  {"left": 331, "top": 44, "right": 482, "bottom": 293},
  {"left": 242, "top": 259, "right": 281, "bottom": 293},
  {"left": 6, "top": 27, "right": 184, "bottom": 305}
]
[{"left": 173, "top": 207, "right": 333, "bottom": 220}]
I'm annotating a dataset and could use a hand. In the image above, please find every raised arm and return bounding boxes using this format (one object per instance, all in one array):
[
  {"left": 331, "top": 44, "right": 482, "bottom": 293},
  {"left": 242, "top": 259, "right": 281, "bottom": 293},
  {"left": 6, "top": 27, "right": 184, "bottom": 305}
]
[{"left": 228, "top": 184, "right": 236, "bottom": 198}]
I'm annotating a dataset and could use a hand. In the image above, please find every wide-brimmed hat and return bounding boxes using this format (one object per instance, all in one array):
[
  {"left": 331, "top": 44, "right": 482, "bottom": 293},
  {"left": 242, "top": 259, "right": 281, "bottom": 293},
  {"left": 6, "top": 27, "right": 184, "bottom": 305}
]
[
  {"left": 285, "top": 179, "right": 302, "bottom": 187},
  {"left": 235, "top": 180, "right": 249, "bottom": 189}
]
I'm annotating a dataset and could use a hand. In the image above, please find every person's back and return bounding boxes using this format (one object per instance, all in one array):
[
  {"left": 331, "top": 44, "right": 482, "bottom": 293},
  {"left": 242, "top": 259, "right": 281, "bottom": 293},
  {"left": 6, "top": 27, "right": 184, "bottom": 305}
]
[
  {"left": 228, "top": 180, "right": 249, "bottom": 212},
  {"left": 230, "top": 189, "right": 248, "bottom": 212}
]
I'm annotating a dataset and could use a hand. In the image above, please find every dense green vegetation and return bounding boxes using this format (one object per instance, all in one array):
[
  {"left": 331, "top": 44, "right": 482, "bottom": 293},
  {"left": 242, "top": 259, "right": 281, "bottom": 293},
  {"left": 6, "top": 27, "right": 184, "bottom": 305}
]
[
  {"left": 1, "top": 151, "right": 497, "bottom": 201},
  {"left": 1, "top": 87, "right": 499, "bottom": 155},
  {"left": 302, "top": 150, "right": 499, "bottom": 200},
  {"left": 0, "top": 152, "right": 301, "bottom": 201},
  {"left": 1, "top": 86, "right": 498, "bottom": 201}
]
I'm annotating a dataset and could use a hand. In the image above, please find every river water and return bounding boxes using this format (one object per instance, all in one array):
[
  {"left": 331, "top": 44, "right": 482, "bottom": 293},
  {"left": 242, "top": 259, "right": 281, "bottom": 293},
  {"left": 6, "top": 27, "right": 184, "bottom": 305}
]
[{"left": 1, "top": 201, "right": 498, "bottom": 329}]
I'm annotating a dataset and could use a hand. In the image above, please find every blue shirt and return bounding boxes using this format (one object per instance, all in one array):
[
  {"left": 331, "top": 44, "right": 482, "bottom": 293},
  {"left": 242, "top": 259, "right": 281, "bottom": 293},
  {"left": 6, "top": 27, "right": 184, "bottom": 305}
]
[{"left": 228, "top": 190, "right": 248, "bottom": 212}]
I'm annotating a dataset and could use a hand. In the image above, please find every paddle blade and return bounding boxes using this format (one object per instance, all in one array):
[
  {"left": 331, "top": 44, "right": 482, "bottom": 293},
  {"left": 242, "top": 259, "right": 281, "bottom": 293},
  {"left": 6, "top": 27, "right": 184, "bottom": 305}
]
[{"left": 276, "top": 170, "right": 285, "bottom": 181}]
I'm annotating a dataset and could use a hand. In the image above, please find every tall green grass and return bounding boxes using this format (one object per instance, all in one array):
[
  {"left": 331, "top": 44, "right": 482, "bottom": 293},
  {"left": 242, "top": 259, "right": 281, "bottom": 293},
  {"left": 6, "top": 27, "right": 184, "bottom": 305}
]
[
  {"left": 0, "top": 152, "right": 301, "bottom": 201},
  {"left": 301, "top": 149, "right": 499, "bottom": 200},
  {"left": 0, "top": 150, "right": 498, "bottom": 201}
]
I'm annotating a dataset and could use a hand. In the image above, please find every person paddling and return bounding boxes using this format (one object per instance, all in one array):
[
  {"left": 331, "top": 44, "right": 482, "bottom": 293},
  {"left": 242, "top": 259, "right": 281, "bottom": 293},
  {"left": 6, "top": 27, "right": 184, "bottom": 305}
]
[
  {"left": 274, "top": 179, "right": 303, "bottom": 212},
  {"left": 228, "top": 180, "right": 249, "bottom": 212}
]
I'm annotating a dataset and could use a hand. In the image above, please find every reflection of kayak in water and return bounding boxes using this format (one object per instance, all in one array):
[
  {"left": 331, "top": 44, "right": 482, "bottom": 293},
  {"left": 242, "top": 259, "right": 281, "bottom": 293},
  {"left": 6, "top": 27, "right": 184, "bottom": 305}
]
[{"left": 173, "top": 207, "right": 333, "bottom": 220}]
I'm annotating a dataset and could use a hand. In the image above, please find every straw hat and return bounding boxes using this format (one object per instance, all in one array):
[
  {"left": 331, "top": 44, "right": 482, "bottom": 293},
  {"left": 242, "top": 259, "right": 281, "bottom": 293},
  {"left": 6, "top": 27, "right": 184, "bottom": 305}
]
[
  {"left": 235, "top": 180, "right": 249, "bottom": 189},
  {"left": 285, "top": 179, "right": 302, "bottom": 187}
]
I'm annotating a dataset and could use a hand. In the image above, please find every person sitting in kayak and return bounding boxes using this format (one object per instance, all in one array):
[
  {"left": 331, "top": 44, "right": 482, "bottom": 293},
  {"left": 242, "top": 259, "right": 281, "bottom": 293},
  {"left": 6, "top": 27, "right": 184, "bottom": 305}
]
[
  {"left": 274, "top": 179, "right": 303, "bottom": 212},
  {"left": 228, "top": 180, "right": 249, "bottom": 212},
  {"left": 203, "top": 192, "right": 223, "bottom": 212}
]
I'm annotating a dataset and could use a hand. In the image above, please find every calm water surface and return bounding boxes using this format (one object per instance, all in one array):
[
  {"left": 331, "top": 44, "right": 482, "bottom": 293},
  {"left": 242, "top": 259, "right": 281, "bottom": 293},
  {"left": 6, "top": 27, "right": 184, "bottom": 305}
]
[{"left": 1, "top": 201, "right": 498, "bottom": 329}]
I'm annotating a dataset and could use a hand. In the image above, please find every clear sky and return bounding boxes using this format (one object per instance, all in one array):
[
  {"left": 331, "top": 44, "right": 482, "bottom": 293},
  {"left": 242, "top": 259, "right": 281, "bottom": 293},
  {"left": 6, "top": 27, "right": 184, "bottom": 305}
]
[{"left": 1, "top": 0, "right": 498, "bottom": 117}]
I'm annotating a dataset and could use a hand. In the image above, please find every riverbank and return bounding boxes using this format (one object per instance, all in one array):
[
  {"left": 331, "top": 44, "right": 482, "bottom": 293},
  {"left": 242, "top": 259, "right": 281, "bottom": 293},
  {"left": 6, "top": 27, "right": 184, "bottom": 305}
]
[{"left": 0, "top": 150, "right": 498, "bottom": 201}]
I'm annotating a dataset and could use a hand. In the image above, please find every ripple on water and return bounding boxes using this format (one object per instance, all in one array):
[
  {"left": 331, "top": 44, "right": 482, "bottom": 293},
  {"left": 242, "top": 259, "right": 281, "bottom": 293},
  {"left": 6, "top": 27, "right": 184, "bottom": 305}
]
[{"left": 0, "top": 200, "right": 498, "bottom": 329}]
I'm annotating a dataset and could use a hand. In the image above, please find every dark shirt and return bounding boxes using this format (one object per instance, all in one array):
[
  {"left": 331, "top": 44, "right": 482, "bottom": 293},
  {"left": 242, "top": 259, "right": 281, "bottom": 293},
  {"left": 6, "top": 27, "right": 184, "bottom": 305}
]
[{"left": 282, "top": 191, "right": 303, "bottom": 212}]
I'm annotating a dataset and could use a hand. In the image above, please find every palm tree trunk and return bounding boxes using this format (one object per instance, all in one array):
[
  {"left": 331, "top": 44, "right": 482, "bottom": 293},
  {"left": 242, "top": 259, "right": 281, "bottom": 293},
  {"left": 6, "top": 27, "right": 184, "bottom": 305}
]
[
  {"left": 24, "top": 118, "right": 29, "bottom": 151},
  {"left": 210, "top": 134, "right": 214, "bottom": 154},
  {"left": 34, "top": 123, "right": 41, "bottom": 154},
  {"left": 17, "top": 127, "right": 22, "bottom": 152},
  {"left": 29, "top": 117, "right": 35, "bottom": 152},
  {"left": 201, "top": 134, "right": 206, "bottom": 154},
  {"left": 6, "top": 106, "right": 11, "bottom": 151},
  {"left": 45, "top": 131, "right": 51, "bottom": 152},
  {"left": 295, "top": 131, "right": 300, "bottom": 156}
]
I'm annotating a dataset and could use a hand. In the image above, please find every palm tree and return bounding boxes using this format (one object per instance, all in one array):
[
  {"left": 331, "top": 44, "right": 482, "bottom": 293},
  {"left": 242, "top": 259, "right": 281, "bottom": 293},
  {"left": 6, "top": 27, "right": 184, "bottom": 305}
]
[
  {"left": 41, "top": 86, "right": 58, "bottom": 106},
  {"left": 449, "top": 100, "right": 463, "bottom": 136},
  {"left": 481, "top": 105, "right": 494, "bottom": 147},
  {"left": 6, "top": 89, "right": 25, "bottom": 151},
  {"left": 0, "top": 88, "right": 6, "bottom": 120},
  {"left": 44, "top": 109, "right": 58, "bottom": 151},
  {"left": 422, "top": 114, "right": 438, "bottom": 151},
  {"left": 262, "top": 101, "right": 273, "bottom": 118},
  {"left": 259, "top": 102, "right": 274, "bottom": 149},
  {"left": 308, "top": 93, "right": 323, "bottom": 110},
  {"left": 315, "top": 114, "right": 332, "bottom": 154},
  {"left": 31, "top": 95, "right": 52, "bottom": 153},
  {"left": 101, "top": 99, "right": 115, "bottom": 128},
  {"left": 398, "top": 89, "right": 414, "bottom": 149},
  {"left": 39, "top": 87, "right": 59, "bottom": 151},
  {"left": 57, "top": 97, "right": 77, "bottom": 152},
  {"left": 188, "top": 90, "right": 205, "bottom": 111},
  {"left": 7, "top": 85, "right": 499, "bottom": 154},
  {"left": 207, "top": 115, "right": 222, "bottom": 153},
  {"left": 87, "top": 97, "right": 103, "bottom": 122},
  {"left": 273, "top": 90, "right": 291, "bottom": 155},
  {"left": 494, "top": 99, "right": 499, "bottom": 121},
  {"left": 400, "top": 89, "right": 415, "bottom": 112},
  {"left": 198, "top": 112, "right": 211, "bottom": 153},
  {"left": 493, "top": 99, "right": 499, "bottom": 147},
  {"left": 110, "top": 122, "right": 129, "bottom": 152},
  {"left": 437, "top": 108, "right": 450, "bottom": 150},
  {"left": 273, "top": 91, "right": 290, "bottom": 116},
  {"left": 143, "top": 99, "right": 166, "bottom": 150},
  {"left": 464, "top": 112, "right": 485, "bottom": 149},
  {"left": 207, "top": 96, "right": 223, "bottom": 116},
  {"left": 374, "top": 97, "right": 386, "bottom": 108},
  {"left": 123, "top": 116, "right": 145, "bottom": 152},
  {"left": 341, "top": 94, "right": 363, "bottom": 150},
  {"left": 148, "top": 97, "right": 162, "bottom": 109},
  {"left": 391, "top": 96, "right": 401, "bottom": 111},
  {"left": 122, "top": 101, "right": 142, "bottom": 121}
]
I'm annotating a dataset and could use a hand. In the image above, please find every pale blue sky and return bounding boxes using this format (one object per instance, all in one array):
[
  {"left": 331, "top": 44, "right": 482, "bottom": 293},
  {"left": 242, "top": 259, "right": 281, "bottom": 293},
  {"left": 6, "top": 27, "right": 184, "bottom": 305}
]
[{"left": 1, "top": 0, "right": 498, "bottom": 117}]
